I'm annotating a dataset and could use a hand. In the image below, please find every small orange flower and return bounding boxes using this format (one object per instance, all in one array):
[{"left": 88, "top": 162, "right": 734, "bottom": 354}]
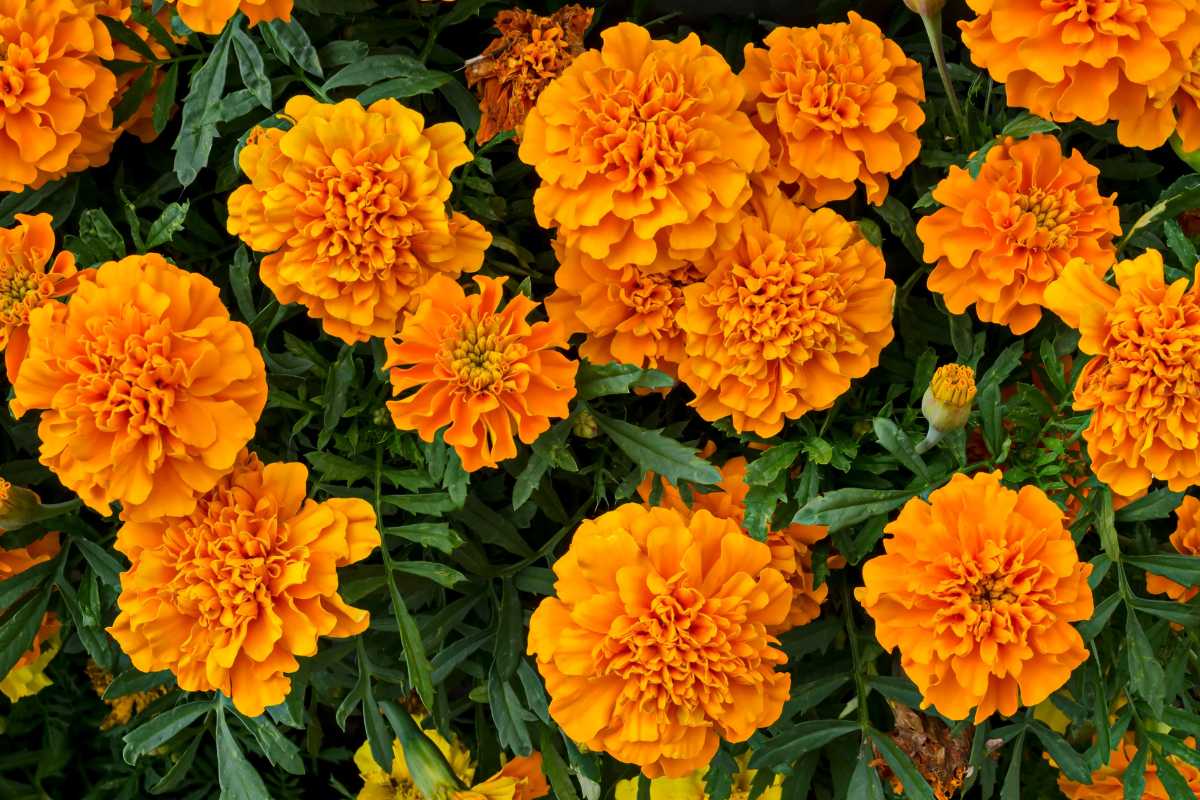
[
  {"left": 527, "top": 503, "right": 792, "bottom": 778},
  {"left": 0, "top": 213, "right": 77, "bottom": 383},
  {"left": 740, "top": 12, "right": 925, "bottom": 206},
  {"left": 167, "top": 0, "right": 292, "bottom": 34},
  {"left": 227, "top": 95, "right": 491, "bottom": 345},
  {"left": 857, "top": 471, "right": 1094, "bottom": 723},
  {"left": 385, "top": 274, "right": 577, "bottom": 472},
  {"left": 518, "top": 22, "right": 767, "bottom": 267},
  {"left": 677, "top": 190, "right": 895, "bottom": 437},
  {"left": 1043, "top": 250, "right": 1200, "bottom": 496},
  {"left": 1057, "top": 734, "right": 1200, "bottom": 799},
  {"left": 918, "top": 134, "right": 1120, "bottom": 335},
  {"left": 12, "top": 253, "right": 268, "bottom": 522},
  {"left": 1146, "top": 495, "right": 1200, "bottom": 602},
  {"left": 109, "top": 451, "right": 379, "bottom": 717},
  {"left": 465, "top": 5, "right": 593, "bottom": 145}
]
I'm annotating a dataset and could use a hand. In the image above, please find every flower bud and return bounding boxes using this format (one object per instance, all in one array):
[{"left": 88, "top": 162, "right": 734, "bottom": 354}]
[
  {"left": 572, "top": 409, "right": 600, "bottom": 439},
  {"left": 389, "top": 705, "right": 464, "bottom": 800},
  {"left": 922, "top": 364, "right": 976, "bottom": 434},
  {"left": 0, "top": 479, "right": 45, "bottom": 530},
  {"left": 903, "top": 0, "right": 946, "bottom": 15}
]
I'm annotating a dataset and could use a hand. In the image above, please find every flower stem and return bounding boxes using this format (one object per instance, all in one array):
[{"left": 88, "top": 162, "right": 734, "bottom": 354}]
[
  {"left": 841, "top": 577, "right": 871, "bottom": 730},
  {"left": 920, "top": 11, "right": 967, "bottom": 139}
]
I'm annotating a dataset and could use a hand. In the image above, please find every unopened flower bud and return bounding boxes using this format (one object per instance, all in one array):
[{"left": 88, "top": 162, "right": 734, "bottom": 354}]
[
  {"left": 916, "top": 364, "right": 976, "bottom": 454},
  {"left": 0, "top": 479, "right": 45, "bottom": 530},
  {"left": 903, "top": 0, "right": 946, "bottom": 15},
  {"left": 573, "top": 409, "right": 599, "bottom": 439},
  {"left": 389, "top": 705, "right": 464, "bottom": 800}
]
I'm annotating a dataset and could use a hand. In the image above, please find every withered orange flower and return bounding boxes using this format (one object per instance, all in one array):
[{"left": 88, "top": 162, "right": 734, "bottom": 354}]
[
  {"left": 1057, "top": 734, "right": 1200, "bottom": 799},
  {"left": 109, "top": 450, "right": 380, "bottom": 717},
  {"left": 385, "top": 274, "right": 577, "bottom": 472},
  {"left": 518, "top": 22, "right": 767, "bottom": 267},
  {"left": 168, "top": 0, "right": 292, "bottom": 34},
  {"left": 1146, "top": 495, "right": 1200, "bottom": 603},
  {"left": 857, "top": 471, "right": 1094, "bottom": 723},
  {"left": 1044, "top": 250, "right": 1200, "bottom": 496},
  {"left": 740, "top": 12, "right": 925, "bottom": 206},
  {"left": 918, "top": 134, "right": 1120, "bottom": 335},
  {"left": 227, "top": 95, "right": 491, "bottom": 345},
  {"left": 0, "top": 213, "right": 77, "bottom": 384},
  {"left": 677, "top": 190, "right": 895, "bottom": 437},
  {"left": 86, "top": 661, "right": 169, "bottom": 730},
  {"left": 527, "top": 503, "right": 792, "bottom": 778},
  {"left": 465, "top": 5, "right": 593, "bottom": 145},
  {"left": 0, "top": 0, "right": 120, "bottom": 191},
  {"left": 872, "top": 703, "right": 973, "bottom": 800},
  {"left": 12, "top": 253, "right": 268, "bottom": 522}
]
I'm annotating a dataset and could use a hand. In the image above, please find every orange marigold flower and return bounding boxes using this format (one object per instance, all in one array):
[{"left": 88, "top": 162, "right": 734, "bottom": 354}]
[
  {"left": 109, "top": 450, "right": 379, "bottom": 717},
  {"left": 385, "top": 274, "right": 577, "bottom": 473},
  {"left": 677, "top": 190, "right": 895, "bottom": 437},
  {"left": 455, "top": 754, "right": 550, "bottom": 800},
  {"left": 465, "top": 5, "right": 593, "bottom": 145},
  {"left": 918, "top": 134, "right": 1120, "bottom": 335},
  {"left": 856, "top": 471, "right": 1094, "bottom": 723},
  {"left": 740, "top": 12, "right": 925, "bottom": 206},
  {"left": 1043, "top": 249, "right": 1200, "bottom": 496},
  {"left": 1146, "top": 495, "right": 1200, "bottom": 602},
  {"left": 1057, "top": 734, "right": 1200, "bottom": 799},
  {"left": 518, "top": 22, "right": 767, "bottom": 267},
  {"left": 11, "top": 253, "right": 268, "bottom": 522},
  {"left": 167, "top": 0, "right": 291, "bottom": 34},
  {"left": 227, "top": 95, "right": 491, "bottom": 345},
  {"left": 527, "top": 503, "right": 792, "bottom": 778},
  {"left": 0, "top": 0, "right": 120, "bottom": 191},
  {"left": 0, "top": 213, "right": 77, "bottom": 384}
]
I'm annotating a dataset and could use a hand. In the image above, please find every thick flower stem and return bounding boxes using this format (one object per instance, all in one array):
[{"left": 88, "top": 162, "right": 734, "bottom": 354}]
[
  {"left": 920, "top": 11, "right": 967, "bottom": 139},
  {"left": 841, "top": 577, "right": 871, "bottom": 730},
  {"left": 915, "top": 424, "right": 944, "bottom": 455}
]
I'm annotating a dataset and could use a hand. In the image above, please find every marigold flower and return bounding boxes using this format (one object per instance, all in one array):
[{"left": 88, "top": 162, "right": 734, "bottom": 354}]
[
  {"left": 0, "top": 213, "right": 77, "bottom": 383},
  {"left": 454, "top": 755, "right": 549, "bottom": 800},
  {"left": 677, "top": 191, "right": 895, "bottom": 437},
  {"left": 0, "top": 0, "right": 121, "bottom": 191},
  {"left": 740, "top": 13, "right": 925, "bottom": 206},
  {"left": 1057, "top": 734, "right": 1200, "bottom": 799},
  {"left": 922, "top": 364, "right": 976, "bottom": 435},
  {"left": 167, "top": 0, "right": 292, "bottom": 34},
  {"left": 1146, "top": 495, "right": 1200, "bottom": 602},
  {"left": 856, "top": 471, "right": 1094, "bottom": 723},
  {"left": 86, "top": 661, "right": 169, "bottom": 730},
  {"left": 109, "top": 450, "right": 379, "bottom": 717},
  {"left": 518, "top": 22, "right": 767, "bottom": 267},
  {"left": 918, "top": 134, "right": 1120, "bottom": 335},
  {"left": 1043, "top": 250, "right": 1200, "bottom": 496},
  {"left": 227, "top": 95, "right": 491, "bottom": 345},
  {"left": 527, "top": 503, "right": 792, "bottom": 778},
  {"left": 465, "top": 5, "right": 592, "bottom": 145},
  {"left": 12, "top": 254, "right": 268, "bottom": 522},
  {"left": 0, "top": 611, "right": 59, "bottom": 702},
  {"left": 385, "top": 274, "right": 577, "bottom": 472},
  {"left": 613, "top": 753, "right": 782, "bottom": 800}
]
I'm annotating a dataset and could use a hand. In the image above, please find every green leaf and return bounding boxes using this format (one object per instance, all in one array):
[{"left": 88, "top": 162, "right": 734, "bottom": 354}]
[
  {"left": 112, "top": 66, "right": 155, "bottom": 128},
  {"left": 1077, "top": 592, "right": 1121, "bottom": 641},
  {"left": 229, "top": 246, "right": 257, "bottom": 320},
  {"left": 78, "top": 208, "right": 126, "bottom": 261},
  {"left": 488, "top": 668, "right": 533, "bottom": 755},
  {"left": 1028, "top": 721, "right": 1090, "bottom": 784},
  {"left": 148, "top": 729, "right": 203, "bottom": 795},
  {"left": 1128, "top": 596, "right": 1200, "bottom": 626},
  {"left": 873, "top": 196, "right": 922, "bottom": 260},
  {"left": 174, "top": 25, "right": 234, "bottom": 185},
  {"left": 0, "top": 559, "right": 56, "bottom": 608},
  {"left": 540, "top": 727, "right": 581, "bottom": 800},
  {"left": 949, "top": 313, "right": 975, "bottom": 362},
  {"left": 1116, "top": 490, "right": 1186, "bottom": 522},
  {"left": 453, "top": 497, "right": 534, "bottom": 557},
  {"left": 494, "top": 579, "right": 523, "bottom": 680},
  {"left": 781, "top": 675, "right": 849, "bottom": 719},
  {"left": 1161, "top": 706, "right": 1200, "bottom": 737},
  {"left": 152, "top": 61, "right": 180, "bottom": 134},
  {"left": 1001, "top": 730, "right": 1025, "bottom": 800},
  {"left": 324, "top": 54, "right": 451, "bottom": 93},
  {"left": 513, "top": 419, "right": 572, "bottom": 509},
  {"left": 1001, "top": 111, "right": 1060, "bottom": 139},
  {"left": 975, "top": 341, "right": 1026, "bottom": 398},
  {"left": 1121, "top": 174, "right": 1200, "bottom": 249},
  {"left": 215, "top": 703, "right": 270, "bottom": 800},
  {"left": 748, "top": 720, "right": 860, "bottom": 769},
  {"left": 236, "top": 713, "right": 304, "bottom": 775},
  {"left": 868, "top": 729, "right": 936, "bottom": 800},
  {"left": 387, "top": 570, "right": 435, "bottom": 713},
  {"left": 0, "top": 585, "right": 52, "bottom": 678},
  {"left": 1122, "top": 738, "right": 1150, "bottom": 800},
  {"left": 1165, "top": 219, "right": 1198, "bottom": 268},
  {"left": 104, "top": 668, "right": 173, "bottom": 701},
  {"left": 744, "top": 442, "right": 803, "bottom": 487},
  {"left": 100, "top": 14, "right": 158, "bottom": 61},
  {"left": 1155, "top": 750, "right": 1198, "bottom": 800},
  {"left": 122, "top": 701, "right": 210, "bottom": 765},
  {"left": 391, "top": 560, "right": 467, "bottom": 588},
  {"left": 261, "top": 18, "right": 323, "bottom": 77},
  {"left": 74, "top": 535, "right": 124, "bottom": 589},
  {"left": 793, "top": 488, "right": 918, "bottom": 533},
  {"left": 231, "top": 26, "right": 272, "bottom": 108},
  {"left": 872, "top": 418, "right": 930, "bottom": 482},
  {"left": 384, "top": 523, "right": 462, "bottom": 555},
  {"left": 575, "top": 361, "right": 673, "bottom": 400},
  {"left": 357, "top": 646, "right": 394, "bottom": 775},
  {"left": 592, "top": 414, "right": 721, "bottom": 486},
  {"left": 1125, "top": 554, "right": 1200, "bottom": 590},
  {"left": 847, "top": 750, "right": 886, "bottom": 800},
  {"left": 1126, "top": 610, "right": 1165, "bottom": 718},
  {"left": 1096, "top": 489, "right": 1120, "bottom": 564},
  {"left": 144, "top": 201, "right": 189, "bottom": 249}
]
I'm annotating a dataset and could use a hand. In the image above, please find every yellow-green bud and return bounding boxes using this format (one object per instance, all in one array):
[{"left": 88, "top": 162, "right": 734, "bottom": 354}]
[
  {"left": 916, "top": 364, "right": 977, "bottom": 454},
  {"left": 903, "top": 0, "right": 946, "bottom": 15},
  {"left": 573, "top": 409, "right": 600, "bottom": 439}
]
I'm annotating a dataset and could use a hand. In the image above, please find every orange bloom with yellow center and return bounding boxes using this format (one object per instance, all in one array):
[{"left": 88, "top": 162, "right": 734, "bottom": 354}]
[
  {"left": 0, "top": 213, "right": 77, "bottom": 383},
  {"left": 11, "top": 253, "right": 268, "bottom": 522},
  {"left": 677, "top": 190, "right": 895, "bottom": 437},
  {"left": 1043, "top": 250, "right": 1200, "bottom": 496},
  {"left": 109, "top": 450, "right": 379, "bottom": 717},
  {"left": 740, "top": 12, "right": 925, "bottom": 207},
  {"left": 1146, "top": 495, "right": 1200, "bottom": 602},
  {"left": 0, "top": 0, "right": 120, "bottom": 191},
  {"left": 167, "top": 0, "right": 291, "bottom": 34},
  {"left": 465, "top": 5, "right": 593, "bottom": 145},
  {"left": 527, "top": 503, "right": 792, "bottom": 778},
  {"left": 385, "top": 274, "right": 577, "bottom": 472},
  {"left": 856, "top": 471, "right": 1094, "bottom": 723},
  {"left": 918, "top": 134, "right": 1120, "bottom": 335},
  {"left": 518, "top": 22, "right": 767, "bottom": 268},
  {"left": 1057, "top": 734, "right": 1200, "bottom": 799},
  {"left": 227, "top": 95, "right": 491, "bottom": 345}
]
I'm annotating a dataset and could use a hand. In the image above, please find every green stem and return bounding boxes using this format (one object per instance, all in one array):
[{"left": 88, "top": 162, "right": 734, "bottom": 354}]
[
  {"left": 841, "top": 577, "right": 871, "bottom": 730},
  {"left": 920, "top": 12, "right": 967, "bottom": 139}
]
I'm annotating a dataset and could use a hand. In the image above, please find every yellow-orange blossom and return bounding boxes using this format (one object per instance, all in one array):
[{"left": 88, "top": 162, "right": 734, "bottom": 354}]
[
  {"left": 0, "top": 213, "right": 78, "bottom": 383},
  {"left": 168, "top": 0, "right": 292, "bottom": 34}
]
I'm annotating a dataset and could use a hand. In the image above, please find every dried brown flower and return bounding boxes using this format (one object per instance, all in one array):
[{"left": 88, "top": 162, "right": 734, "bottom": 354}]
[{"left": 872, "top": 703, "right": 974, "bottom": 800}]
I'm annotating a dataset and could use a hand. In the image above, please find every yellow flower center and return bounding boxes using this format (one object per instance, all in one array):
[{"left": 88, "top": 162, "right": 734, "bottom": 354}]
[
  {"left": 0, "top": 265, "right": 45, "bottom": 325},
  {"left": 1011, "top": 187, "right": 1080, "bottom": 250},
  {"left": 929, "top": 364, "right": 976, "bottom": 408},
  {"left": 444, "top": 315, "right": 526, "bottom": 394},
  {"left": 934, "top": 540, "right": 1041, "bottom": 642}
]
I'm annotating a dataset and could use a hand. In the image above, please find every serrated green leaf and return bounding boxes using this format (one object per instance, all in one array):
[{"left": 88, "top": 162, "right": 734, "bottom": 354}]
[
  {"left": 593, "top": 414, "right": 721, "bottom": 487},
  {"left": 793, "top": 488, "right": 917, "bottom": 533}
]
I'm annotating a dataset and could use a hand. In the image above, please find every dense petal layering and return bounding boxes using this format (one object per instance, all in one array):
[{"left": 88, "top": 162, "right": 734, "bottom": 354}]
[
  {"left": 0, "top": 213, "right": 77, "bottom": 383},
  {"left": 856, "top": 472, "right": 1094, "bottom": 723},
  {"left": 677, "top": 191, "right": 894, "bottom": 437},
  {"left": 227, "top": 95, "right": 491, "bottom": 344},
  {"left": 1146, "top": 495, "right": 1200, "bottom": 602},
  {"left": 1043, "top": 250, "right": 1200, "bottom": 495},
  {"left": 918, "top": 134, "right": 1120, "bottom": 334},
  {"left": 109, "top": 451, "right": 380, "bottom": 717},
  {"left": 168, "top": 0, "right": 291, "bottom": 33},
  {"left": 385, "top": 274, "right": 577, "bottom": 472},
  {"left": 740, "top": 12, "right": 925, "bottom": 206},
  {"left": 527, "top": 504, "right": 792, "bottom": 778},
  {"left": 11, "top": 254, "right": 268, "bottom": 521},
  {"left": 1057, "top": 734, "right": 1200, "bottom": 799},
  {"left": 518, "top": 22, "right": 767, "bottom": 267}
]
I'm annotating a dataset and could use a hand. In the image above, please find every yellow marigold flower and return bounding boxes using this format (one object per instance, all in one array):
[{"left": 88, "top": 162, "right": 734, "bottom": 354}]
[
  {"left": 0, "top": 611, "right": 59, "bottom": 703},
  {"left": 1043, "top": 250, "right": 1200, "bottom": 496},
  {"left": 518, "top": 22, "right": 767, "bottom": 267},
  {"left": 0, "top": 0, "right": 121, "bottom": 191},
  {"left": 677, "top": 190, "right": 895, "bottom": 438},
  {"left": 1058, "top": 734, "right": 1200, "bottom": 799},
  {"left": 613, "top": 753, "right": 782, "bottom": 800},
  {"left": 918, "top": 134, "right": 1120, "bottom": 335},
  {"left": 465, "top": 5, "right": 593, "bottom": 145},
  {"left": 12, "top": 254, "right": 268, "bottom": 522},
  {"left": 922, "top": 364, "right": 976, "bottom": 435},
  {"left": 740, "top": 13, "right": 925, "bottom": 206},
  {"left": 167, "top": 0, "right": 292, "bottom": 34},
  {"left": 354, "top": 726, "right": 476, "bottom": 800},
  {"left": 385, "top": 274, "right": 577, "bottom": 473},
  {"left": 857, "top": 471, "right": 1094, "bottom": 723},
  {"left": 528, "top": 503, "right": 791, "bottom": 778},
  {"left": 109, "top": 450, "right": 379, "bottom": 717},
  {"left": 0, "top": 213, "right": 77, "bottom": 384},
  {"left": 86, "top": 661, "right": 168, "bottom": 730},
  {"left": 227, "top": 95, "right": 491, "bottom": 345},
  {"left": 1146, "top": 495, "right": 1200, "bottom": 603}
]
